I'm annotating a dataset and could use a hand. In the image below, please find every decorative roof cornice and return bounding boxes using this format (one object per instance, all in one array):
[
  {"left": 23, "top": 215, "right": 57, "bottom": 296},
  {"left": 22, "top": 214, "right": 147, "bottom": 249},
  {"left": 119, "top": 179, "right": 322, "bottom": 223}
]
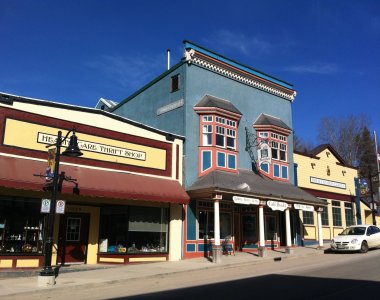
[{"left": 184, "top": 47, "right": 296, "bottom": 102}]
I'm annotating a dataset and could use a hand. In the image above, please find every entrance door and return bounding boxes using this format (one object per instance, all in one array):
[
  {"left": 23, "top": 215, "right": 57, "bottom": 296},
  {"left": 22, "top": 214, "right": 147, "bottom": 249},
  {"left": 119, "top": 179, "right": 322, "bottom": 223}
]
[
  {"left": 265, "top": 214, "right": 278, "bottom": 242},
  {"left": 58, "top": 213, "right": 89, "bottom": 265}
]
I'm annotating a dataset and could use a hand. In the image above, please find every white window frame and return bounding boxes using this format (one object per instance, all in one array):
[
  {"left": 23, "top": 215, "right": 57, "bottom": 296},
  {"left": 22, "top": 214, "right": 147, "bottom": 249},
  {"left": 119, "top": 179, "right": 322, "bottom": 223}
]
[
  {"left": 216, "top": 126, "right": 225, "bottom": 147},
  {"left": 280, "top": 143, "right": 287, "bottom": 162},
  {"left": 202, "top": 124, "right": 213, "bottom": 146},
  {"left": 201, "top": 150, "right": 212, "bottom": 172},
  {"left": 202, "top": 115, "right": 213, "bottom": 122}
]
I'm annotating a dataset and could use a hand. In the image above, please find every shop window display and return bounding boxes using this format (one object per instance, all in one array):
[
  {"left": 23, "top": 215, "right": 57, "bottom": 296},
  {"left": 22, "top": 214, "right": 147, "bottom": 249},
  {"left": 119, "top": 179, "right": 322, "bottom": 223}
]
[
  {"left": 98, "top": 205, "right": 169, "bottom": 254},
  {"left": 0, "top": 196, "right": 45, "bottom": 254}
]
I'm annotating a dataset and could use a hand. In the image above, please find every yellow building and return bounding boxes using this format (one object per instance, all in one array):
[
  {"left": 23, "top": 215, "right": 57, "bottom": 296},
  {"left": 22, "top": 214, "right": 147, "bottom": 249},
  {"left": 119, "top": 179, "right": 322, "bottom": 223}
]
[
  {"left": 294, "top": 144, "right": 359, "bottom": 245},
  {"left": 0, "top": 92, "right": 189, "bottom": 270}
]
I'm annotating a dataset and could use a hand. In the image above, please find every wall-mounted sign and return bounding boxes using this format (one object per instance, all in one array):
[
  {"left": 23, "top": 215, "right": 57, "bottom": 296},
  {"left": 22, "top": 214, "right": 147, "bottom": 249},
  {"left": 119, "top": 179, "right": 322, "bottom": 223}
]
[
  {"left": 3, "top": 118, "right": 167, "bottom": 171},
  {"left": 233, "top": 196, "right": 260, "bottom": 205},
  {"left": 310, "top": 177, "right": 346, "bottom": 189},
  {"left": 156, "top": 99, "right": 184, "bottom": 115},
  {"left": 267, "top": 200, "right": 288, "bottom": 211},
  {"left": 41, "top": 199, "right": 51, "bottom": 213},
  {"left": 38, "top": 132, "right": 146, "bottom": 161},
  {"left": 294, "top": 203, "right": 314, "bottom": 212}
]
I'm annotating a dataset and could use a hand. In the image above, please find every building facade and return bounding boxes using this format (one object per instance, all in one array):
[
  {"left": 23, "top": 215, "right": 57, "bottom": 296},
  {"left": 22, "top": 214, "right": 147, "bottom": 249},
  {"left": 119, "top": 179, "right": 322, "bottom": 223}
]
[
  {"left": 0, "top": 93, "right": 188, "bottom": 269},
  {"left": 111, "top": 41, "right": 326, "bottom": 258},
  {"left": 294, "top": 144, "right": 359, "bottom": 245}
]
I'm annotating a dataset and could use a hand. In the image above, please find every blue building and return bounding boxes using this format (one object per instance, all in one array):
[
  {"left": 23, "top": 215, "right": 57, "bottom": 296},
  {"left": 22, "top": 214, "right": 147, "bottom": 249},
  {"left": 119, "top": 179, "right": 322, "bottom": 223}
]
[{"left": 110, "top": 41, "right": 326, "bottom": 259}]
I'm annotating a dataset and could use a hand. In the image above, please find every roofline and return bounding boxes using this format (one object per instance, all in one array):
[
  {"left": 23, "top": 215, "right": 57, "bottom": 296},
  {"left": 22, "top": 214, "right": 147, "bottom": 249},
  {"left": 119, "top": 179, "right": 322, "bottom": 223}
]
[
  {"left": 0, "top": 92, "right": 185, "bottom": 141},
  {"left": 183, "top": 40, "right": 294, "bottom": 90},
  {"left": 111, "top": 60, "right": 186, "bottom": 112}
]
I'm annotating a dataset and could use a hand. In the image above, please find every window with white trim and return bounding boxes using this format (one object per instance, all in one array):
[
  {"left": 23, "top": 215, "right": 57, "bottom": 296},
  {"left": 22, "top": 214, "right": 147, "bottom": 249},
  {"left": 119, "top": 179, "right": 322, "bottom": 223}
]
[
  {"left": 259, "top": 132, "right": 268, "bottom": 138},
  {"left": 226, "top": 128, "right": 236, "bottom": 149},
  {"left": 216, "top": 126, "right": 225, "bottom": 147},
  {"left": 203, "top": 115, "right": 212, "bottom": 122},
  {"left": 280, "top": 143, "right": 287, "bottom": 161},
  {"left": 216, "top": 116, "right": 225, "bottom": 124},
  {"left": 271, "top": 141, "right": 279, "bottom": 160},
  {"left": 202, "top": 125, "right": 212, "bottom": 146},
  {"left": 226, "top": 120, "right": 236, "bottom": 127}
]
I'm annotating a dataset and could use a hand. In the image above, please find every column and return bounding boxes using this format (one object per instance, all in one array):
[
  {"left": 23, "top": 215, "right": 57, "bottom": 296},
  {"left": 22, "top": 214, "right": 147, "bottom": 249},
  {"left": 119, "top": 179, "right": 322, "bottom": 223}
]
[
  {"left": 214, "top": 199, "right": 220, "bottom": 246},
  {"left": 258, "top": 204, "right": 267, "bottom": 257},
  {"left": 317, "top": 210, "right": 324, "bottom": 249},
  {"left": 212, "top": 195, "right": 222, "bottom": 263},
  {"left": 285, "top": 208, "right": 293, "bottom": 254}
]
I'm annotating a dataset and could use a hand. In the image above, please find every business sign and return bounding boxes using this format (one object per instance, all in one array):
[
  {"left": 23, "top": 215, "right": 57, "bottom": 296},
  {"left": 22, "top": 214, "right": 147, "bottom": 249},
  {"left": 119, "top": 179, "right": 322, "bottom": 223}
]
[
  {"left": 157, "top": 99, "right": 184, "bottom": 115},
  {"left": 41, "top": 199, "right": 51, "bottom": 213},
  {"left": 294, "top": 203, "right": 314, "bottom": 212},
  {"left": 3, "top": 118, "right": 167, "bottom": 171},
  {"left": 55, "top": 200, "right": 66, "bottom": 214},
  {"left": 310, "top": 177, "right": 346, "bottom": 189},
  {"left": 267, "top": 200, "right": 288, "bottom": 211},
  {"left": 232, "top": 196, "right": 260, "bottom": 205},
  {"left": 38, "top": 133, "right": 146, "bottom": 161}
]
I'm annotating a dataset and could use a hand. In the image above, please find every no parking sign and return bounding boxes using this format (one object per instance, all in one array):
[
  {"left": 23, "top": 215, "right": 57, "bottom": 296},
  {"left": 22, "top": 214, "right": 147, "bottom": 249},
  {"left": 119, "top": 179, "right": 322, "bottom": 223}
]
[{"left": 56, "top": 200, "right": 66, "bottom": 214}]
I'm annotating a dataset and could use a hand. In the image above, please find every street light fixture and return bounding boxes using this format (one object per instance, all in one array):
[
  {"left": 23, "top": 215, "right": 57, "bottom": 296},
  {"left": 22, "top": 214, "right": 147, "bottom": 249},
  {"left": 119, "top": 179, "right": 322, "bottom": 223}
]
[{"left": 39, "top": 129, "right": 82, "bottom": 286}]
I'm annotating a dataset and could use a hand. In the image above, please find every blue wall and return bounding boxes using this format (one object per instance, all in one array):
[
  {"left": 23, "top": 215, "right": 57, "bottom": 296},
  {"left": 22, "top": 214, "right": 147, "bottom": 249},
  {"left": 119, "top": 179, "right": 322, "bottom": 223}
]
[
  {"left": 113, "top": 61, "right": 295, "bottom": 188},
  {"left": 183, "top": 64, "right": 294, "bottom": 187},
  {"left": 113, "top": 63, "right": 187, "bottom": 136}
]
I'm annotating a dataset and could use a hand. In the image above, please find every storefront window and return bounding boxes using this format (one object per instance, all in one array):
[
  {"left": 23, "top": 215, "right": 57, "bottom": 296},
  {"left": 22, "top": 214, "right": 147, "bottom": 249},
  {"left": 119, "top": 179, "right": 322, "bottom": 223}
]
[
  {"left": 98, "top": 205, "right": 169, "bottom": 254},
  {"left": 0, "top": 196, "right": 45, "bottom": 254},
  {"left": 344, "top": 203, "right": 354, "bottom": 227},
  {"left": 198, "top": 210, "right": 231, "bottom": 240},
  {"left": 332, "top": 201, "right": 342, "bottom": 227}
]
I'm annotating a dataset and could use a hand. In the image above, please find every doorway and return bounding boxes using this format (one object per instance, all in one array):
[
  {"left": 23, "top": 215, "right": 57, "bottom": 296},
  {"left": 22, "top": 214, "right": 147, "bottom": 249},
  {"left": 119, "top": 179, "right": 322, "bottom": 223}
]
[{"left": 58, "top": 213, "right": 90, "bottom": 265}]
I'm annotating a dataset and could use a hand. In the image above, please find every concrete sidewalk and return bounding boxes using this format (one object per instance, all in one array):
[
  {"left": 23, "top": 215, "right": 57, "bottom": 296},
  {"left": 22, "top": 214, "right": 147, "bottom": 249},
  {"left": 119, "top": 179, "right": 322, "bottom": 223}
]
[{"left": 0, "top": 245, "right": 327, "bottom": 298}]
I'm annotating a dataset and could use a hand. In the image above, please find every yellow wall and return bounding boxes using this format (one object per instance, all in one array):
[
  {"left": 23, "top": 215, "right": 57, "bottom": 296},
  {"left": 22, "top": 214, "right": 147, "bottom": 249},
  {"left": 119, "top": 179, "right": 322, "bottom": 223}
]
[
  {"left": 295, "top": 150, "right": 357, "bottom": 196},
  {"left": 295, "top": 149, "right": 358, "bottom": 241},
  {"left": 169, "top": 203, "right": 183, "bottom": 261}
]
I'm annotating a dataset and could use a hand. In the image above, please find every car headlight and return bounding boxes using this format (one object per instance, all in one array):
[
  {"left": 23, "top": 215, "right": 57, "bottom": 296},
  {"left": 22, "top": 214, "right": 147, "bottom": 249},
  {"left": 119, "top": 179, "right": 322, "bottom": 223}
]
[{"left": 351, "top": 239, "right": 358, "bottom": 244}]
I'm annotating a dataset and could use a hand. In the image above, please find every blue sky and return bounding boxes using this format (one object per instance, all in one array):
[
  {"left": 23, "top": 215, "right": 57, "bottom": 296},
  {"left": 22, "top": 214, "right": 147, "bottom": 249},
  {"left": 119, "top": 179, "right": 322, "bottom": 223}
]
[{"left": 1, "top": 0, "right": 379, "bottom": 145}]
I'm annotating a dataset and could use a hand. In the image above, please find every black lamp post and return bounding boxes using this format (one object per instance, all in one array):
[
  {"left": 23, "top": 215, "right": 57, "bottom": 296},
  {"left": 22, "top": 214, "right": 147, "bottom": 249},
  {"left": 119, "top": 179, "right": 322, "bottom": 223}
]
[{"left": 39, "top": 129, "right": 82, "bottom": 278}]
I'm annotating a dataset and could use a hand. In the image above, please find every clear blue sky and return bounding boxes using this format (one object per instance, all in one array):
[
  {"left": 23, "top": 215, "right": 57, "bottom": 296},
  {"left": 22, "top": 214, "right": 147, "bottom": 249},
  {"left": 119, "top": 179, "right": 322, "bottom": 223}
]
[{"left": 1, "top": 0, "right": 379, "bottom": 145}]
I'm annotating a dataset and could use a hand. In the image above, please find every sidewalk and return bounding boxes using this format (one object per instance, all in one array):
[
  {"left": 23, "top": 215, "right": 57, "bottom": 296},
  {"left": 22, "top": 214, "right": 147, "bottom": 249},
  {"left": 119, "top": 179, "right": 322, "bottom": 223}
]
[{"left": 0, "top": 245, "right": 327, "bottom": 298}]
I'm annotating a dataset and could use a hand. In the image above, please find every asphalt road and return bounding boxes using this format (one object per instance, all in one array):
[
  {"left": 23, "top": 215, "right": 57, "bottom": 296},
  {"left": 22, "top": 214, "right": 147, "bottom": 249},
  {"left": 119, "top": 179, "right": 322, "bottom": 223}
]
[{"left": 5, "top": 250, "right": 380, "bottom": 300}]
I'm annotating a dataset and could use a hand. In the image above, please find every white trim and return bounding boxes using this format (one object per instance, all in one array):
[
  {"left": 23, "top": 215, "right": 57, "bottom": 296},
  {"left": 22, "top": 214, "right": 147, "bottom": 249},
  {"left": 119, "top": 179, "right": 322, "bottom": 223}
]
[
  {"left": 201, "top": 150, "right": 213, "bottom": 172},
  {"left": 188, "top": 55, "right": 296, "bottom": 101}
]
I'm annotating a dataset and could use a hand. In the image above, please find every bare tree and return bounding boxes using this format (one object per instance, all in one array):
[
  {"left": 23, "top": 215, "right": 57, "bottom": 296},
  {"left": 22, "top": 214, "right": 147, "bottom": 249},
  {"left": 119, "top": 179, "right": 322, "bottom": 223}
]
[
  {"left": 317, "top": 114, "right": 369, "bottom": 167},
  {"left": 293, "top": 133, "right": 314, "bottom": 153}
]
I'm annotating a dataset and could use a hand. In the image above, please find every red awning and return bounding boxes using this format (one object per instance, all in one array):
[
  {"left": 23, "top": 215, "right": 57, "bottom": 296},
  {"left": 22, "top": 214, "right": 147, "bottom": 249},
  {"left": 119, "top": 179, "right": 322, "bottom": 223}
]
[{"left": 0, "top": 155, "right": 189, "bottom": 204}]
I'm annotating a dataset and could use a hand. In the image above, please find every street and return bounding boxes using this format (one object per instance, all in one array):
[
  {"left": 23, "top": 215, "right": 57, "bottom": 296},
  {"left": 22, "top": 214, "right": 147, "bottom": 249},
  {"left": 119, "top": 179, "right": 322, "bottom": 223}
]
[{"left": 3, "top": 250, "right": 380, "bottom": 300}]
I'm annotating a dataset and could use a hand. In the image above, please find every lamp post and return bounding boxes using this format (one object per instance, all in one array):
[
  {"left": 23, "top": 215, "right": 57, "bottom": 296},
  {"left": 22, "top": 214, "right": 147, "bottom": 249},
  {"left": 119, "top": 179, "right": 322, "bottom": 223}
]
[{"left": 38, "top": 129, "right": 82, "bottom": 286}]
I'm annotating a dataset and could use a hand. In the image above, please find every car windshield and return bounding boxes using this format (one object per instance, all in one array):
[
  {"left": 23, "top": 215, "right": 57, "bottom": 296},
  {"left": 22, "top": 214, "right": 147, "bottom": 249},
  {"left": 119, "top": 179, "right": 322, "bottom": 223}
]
[{"left": 340, "top": 227, "right": 366, "bottom": 235}]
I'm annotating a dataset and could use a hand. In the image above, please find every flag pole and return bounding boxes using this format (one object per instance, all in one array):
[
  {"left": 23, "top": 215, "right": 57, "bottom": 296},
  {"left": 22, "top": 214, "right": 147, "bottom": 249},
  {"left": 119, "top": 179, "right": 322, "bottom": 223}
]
[{"left": 374, "top": 131, "right": 380, "bottom": 201}]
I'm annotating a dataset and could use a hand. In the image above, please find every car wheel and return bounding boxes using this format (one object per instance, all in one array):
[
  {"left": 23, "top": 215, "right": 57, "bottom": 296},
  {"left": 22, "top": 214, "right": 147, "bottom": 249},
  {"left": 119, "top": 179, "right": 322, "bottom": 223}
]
[{"left": 360, "top": 241, "right": 368, "bottom": 253}]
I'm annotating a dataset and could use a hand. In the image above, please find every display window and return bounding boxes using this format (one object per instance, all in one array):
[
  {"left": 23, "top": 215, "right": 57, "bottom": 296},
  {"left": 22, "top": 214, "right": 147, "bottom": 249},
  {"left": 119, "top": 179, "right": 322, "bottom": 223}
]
[
  {"left": 98, "top": 205, "right": 169, "bottom": 254},
  {"left": 0, "top": 196, "right": 45, "bottom": 254}
]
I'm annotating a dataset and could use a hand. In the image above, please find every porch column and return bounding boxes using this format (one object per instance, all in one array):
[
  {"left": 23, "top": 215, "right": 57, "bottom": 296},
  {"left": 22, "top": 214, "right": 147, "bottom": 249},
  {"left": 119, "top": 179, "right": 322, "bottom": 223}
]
[
  {"left": 258, "top": 204, "right": 267, "bottom": 257},
  {"left": 285, "top": 207, "right": 293, "bottom": 254},
  {"left": 317, "top": 209, "right": 324, "bottom": 249},
  {"left": 212, "top": 194, "right": 222, "bottom": 263}
]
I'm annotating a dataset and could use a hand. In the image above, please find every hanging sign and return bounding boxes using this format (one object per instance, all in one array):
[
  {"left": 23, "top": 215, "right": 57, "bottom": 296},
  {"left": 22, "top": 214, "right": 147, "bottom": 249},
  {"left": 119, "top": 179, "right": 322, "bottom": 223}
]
[
  {"left": 233, "top": 196, "right": 260, "bottom": 205},
  {"left": 267, "top": 200, "right": 288, "bottom": 211},
  {"left": 41, "top": 199, "right": 51, "bottom": 213},
  {"left": 55, "top": 200, "right": 66, "bottom": 214},
  {"left": 294, "top": 203, "right": 314, "bottom": 212}
]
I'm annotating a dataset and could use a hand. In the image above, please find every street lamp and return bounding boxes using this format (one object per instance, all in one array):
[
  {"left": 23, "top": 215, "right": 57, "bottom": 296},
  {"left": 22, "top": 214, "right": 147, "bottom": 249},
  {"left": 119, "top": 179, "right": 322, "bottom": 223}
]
[{"left": 39, "top": 129, "right": 82, "bottom": 286}]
